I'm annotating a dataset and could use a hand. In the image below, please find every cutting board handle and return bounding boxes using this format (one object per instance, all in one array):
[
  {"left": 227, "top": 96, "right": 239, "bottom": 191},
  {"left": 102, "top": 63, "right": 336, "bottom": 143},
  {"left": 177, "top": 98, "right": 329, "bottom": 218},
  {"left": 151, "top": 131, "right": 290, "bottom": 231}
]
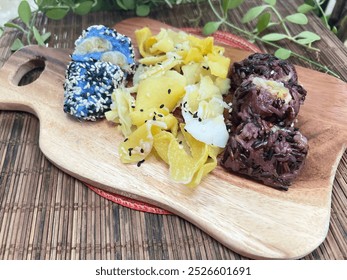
[{"left": 0, "top": 46, "right": 71, "bottom": 117}]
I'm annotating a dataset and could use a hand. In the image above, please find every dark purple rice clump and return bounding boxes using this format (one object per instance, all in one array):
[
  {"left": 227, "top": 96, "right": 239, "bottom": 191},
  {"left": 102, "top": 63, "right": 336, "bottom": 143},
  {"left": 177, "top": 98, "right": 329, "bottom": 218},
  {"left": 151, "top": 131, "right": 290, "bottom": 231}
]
[
  {"left": 221, "top": 117, "right": 308, "bottom": 190},
  {"left": 230, "top": 53, "right": 298, "bottom": 92},
  {"left": 231, "top": 77, "right": 307, "bottom": 127}
]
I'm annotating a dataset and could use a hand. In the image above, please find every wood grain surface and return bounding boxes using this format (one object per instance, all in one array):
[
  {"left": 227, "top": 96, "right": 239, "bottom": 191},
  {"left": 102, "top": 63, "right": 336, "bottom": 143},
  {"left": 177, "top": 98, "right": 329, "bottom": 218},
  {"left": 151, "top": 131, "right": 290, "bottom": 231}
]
[{"left": 0, "top": 18, "right": 346, "bottom": 259}]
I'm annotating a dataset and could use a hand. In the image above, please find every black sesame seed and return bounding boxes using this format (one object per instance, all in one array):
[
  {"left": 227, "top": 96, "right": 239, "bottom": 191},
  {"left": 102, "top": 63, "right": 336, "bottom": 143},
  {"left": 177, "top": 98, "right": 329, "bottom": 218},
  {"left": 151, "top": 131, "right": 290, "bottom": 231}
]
[
  {"left": 168, "top": 89, "right": 171, "bottom": 94},
  {"left": 124, "top": 138, "right": 128, "bottom": 142},
  {"left": 128, "top": 148, "right": 133, "bottom": 156},
  {"left": 140, "top": 148, "right": 144, "bottom": 153},
  {"left": 198, "top": 118, "right": 202, "bottom": 122},
  {"left": 160, "top": 104, "right": 165, "bottom": 108},
  {"left": 137, "top": 159, "right": 145, "bottom": 167},
  {"left": 140, "top": 109, "right": 144, "bottom": 112}
]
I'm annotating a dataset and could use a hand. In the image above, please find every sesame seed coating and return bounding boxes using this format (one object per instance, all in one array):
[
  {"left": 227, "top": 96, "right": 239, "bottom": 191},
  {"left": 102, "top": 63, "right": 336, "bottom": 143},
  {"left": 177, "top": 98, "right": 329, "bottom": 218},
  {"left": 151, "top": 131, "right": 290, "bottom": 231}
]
[{"left": 63, "top": 60, "right": 125, "bottom": 121}]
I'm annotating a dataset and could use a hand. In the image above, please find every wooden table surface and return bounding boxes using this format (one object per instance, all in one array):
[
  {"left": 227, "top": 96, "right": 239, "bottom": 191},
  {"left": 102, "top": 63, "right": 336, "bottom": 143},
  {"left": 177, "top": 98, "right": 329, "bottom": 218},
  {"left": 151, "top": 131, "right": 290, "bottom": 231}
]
[{"left": 0, "top": 0, "right": 346, "bottom": 260}]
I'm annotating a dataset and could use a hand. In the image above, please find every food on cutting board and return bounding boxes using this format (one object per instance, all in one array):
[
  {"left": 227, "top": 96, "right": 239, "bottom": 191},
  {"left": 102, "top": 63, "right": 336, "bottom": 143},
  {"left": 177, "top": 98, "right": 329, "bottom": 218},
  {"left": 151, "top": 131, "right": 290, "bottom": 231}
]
[
  {"left": 106, "top": 27, "right": 231, "bottom": 187},
  {"left": 221, "top": 53, "right": 309, "bottom": 190},
  {"left": 229, "top": 53, "right": 298, "bottom": 92},
  {"left": 72, "top": 25, "right": 136, "bottom": 75},
  {"left": 229, "top": 76, "right": 307, "bottom": 127},
  {"left": 63, "top": 25, "right": 309, "bottom": 190},
  {"left": 63, "top": 60, "right": 125, "bottom": 121},
  {"left": 221, "top": 117, "right": 308, "bottom": 190},
  {"left": 63, "top": 25, "right": 135, "bottom": 121}
]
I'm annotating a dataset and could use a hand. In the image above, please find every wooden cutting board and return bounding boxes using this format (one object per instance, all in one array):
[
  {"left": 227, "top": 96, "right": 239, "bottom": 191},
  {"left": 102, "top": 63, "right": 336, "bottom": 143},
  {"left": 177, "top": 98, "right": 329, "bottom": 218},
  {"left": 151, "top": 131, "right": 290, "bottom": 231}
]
[{"left": 0, "top": 18, "right": 346, "bottom": 259}]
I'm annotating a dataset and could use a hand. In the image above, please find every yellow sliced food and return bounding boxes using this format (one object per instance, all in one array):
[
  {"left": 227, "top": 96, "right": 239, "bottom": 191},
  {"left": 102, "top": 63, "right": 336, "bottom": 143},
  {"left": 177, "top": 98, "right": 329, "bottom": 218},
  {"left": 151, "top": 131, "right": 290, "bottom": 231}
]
[
  {"left": 135, "top": 27, "right": 153, "bottom": 57},
  {"left": 150, "top": 29, "right": 175, "bottom": 53},
  {"left": 139, "top": 54, "right": 168, "bottom": 65},
  {"left": 138, "top": 57, "right": 183, "bottom": 80},
  {"left": 135, "top": 70, "right": 186, "bottom": 111},
  {"left": 186, "top": 146, "right": 221, "bottom": 187},
  {"left": 207, "top": 53, "right": 231, "bottom": 79},
  {"left": 214, "top": 77, "right": 231, "bottom": 95},
  {"left": 105, "top": 87, "right": 135, "bottom": 137},
  {"left": 168, "top": 136, "right": 208, "bottom": 184},
  {"left": 183, "top": 47, "right": 204, "bottom": 64},
  {"left": 130, "top": 107, "right": 169, "bottom": 126},
  {"left": 153, "top": 126, "right": 220, "bottom": 186},
  {"left": 153, "top": 131, "right": 175, "bottom": 164},
  {"left": 166, "top": 124, "right": 208, "bottom": 184},
  {"left": 212, "top": 45, "right": 225, "bottom": 55},
  {"left": 187, "top": 35, "right": 214, "bottom": 55},
  {"left": 119, "top": 120, "right": 166, "bottom": 163},
  {"left": 130, "top": 109, "right": 178, "bottom": 135},
  {"left": 181, "top": 62, "right": 201, "bottom": 84},
  {"left": 107, "top": 27, "right": 233, "bottom": 187}
]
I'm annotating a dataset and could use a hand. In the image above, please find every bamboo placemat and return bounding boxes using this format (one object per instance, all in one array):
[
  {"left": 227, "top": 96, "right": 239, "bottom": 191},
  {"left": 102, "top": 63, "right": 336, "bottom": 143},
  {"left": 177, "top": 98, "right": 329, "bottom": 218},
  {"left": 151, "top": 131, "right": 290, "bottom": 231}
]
[{"left": 1, "top": 1, "right": 347, "bottom": 260}]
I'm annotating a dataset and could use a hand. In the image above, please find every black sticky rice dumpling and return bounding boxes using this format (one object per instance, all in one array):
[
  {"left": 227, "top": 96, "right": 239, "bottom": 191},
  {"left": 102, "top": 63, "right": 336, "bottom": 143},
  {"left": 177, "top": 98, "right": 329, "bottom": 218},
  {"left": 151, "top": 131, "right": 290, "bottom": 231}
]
[
  {"left": 221, "top": 117, "right": 308, "bottom": 190},
  {"left": 230, "top": 53, "right": 298, "bottom": 92},
  {"left": 231, "top": 76, "right": 307, "bottom": 126}
]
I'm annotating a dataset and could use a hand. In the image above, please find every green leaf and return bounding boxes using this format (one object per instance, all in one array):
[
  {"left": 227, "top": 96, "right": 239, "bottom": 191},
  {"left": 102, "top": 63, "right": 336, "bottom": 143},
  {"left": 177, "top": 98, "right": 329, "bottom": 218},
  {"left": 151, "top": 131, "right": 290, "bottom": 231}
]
[
  {"left": 332, "top": 26, "right": 338, "bottom": 34},
  {"left": 4, "top": 22, "right": 25, "bottom": 31},
  {"left": 222, "top": 0, "right": 244, "bottom": 12},
  {"left": 256, "top": 12, "right": 271, "bottom": 33},
  {"left": 0, "top": 27, "right": 4, "bottom": 37},
  {"left": 33, "top": 26, "right": 44, "bottom": 45},
  {"left": 261, "top": 33, "right": 287, "bottom": 41},
  {"left": 74, "top": 1, "right": 94, "bottom": 15},
  {"left": 275, "top": 48, "right": 292, "bottom": 59},
  {"left": 11, "top": 38, "right": 24, "bottom": 51},
  {"left": 264, "top": 0, "right": 276, "bottom": 6},
  {"left": 203, "top": 21, "right": 222, "bottom": 35},
  {"left": 242, "top": 5, "right": 268, "bottom": 23},
  {"left": 45, "top": 8, "right": 69, "bottom": 20},
  {"left": 18, "top": 0, "right": 32, "bottom": 27},
  {"left": 304, "top": 0, "right": 316, "bottom": 6},
  {"left": 285, "top": 13, "right": 308, "bottom": 25},
  {"left": 297, "top": 3, "right": 314, "bottom": 13},
  {"left": 123, "top": 0, "right": 136, "bottom": 10},
  {"left": 116, "top": 0, "right": 128, "bottom": 10},
  {"left": 295, "top": 38, "right": 316, "bottom": 44},
  {"left": 295, "top": 31, "right": 321, "bottom": 42},
  {"left": 136, "top": 4, "right": 150, "bottom": 16},
  {"left": 40, "top": 32, "right": 51, "bottom": 42}
]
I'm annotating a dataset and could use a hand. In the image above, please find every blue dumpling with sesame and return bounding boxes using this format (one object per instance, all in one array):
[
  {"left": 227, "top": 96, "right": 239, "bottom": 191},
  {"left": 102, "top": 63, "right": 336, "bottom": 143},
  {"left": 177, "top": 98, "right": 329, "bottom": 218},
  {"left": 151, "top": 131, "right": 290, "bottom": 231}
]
[
  {"left": 71, "top": 25, "right": 136, "bottom": 75},
  {"left": 63, "top": 60, "right": 125, "bottom": 121}
]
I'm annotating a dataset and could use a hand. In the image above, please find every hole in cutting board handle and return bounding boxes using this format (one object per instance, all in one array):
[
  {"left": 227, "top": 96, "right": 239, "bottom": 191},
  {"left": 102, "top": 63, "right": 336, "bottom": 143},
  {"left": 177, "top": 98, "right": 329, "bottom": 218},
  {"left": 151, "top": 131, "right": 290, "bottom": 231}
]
[{"left": 12, "top": 57, "right": 46, "bottom": 86}]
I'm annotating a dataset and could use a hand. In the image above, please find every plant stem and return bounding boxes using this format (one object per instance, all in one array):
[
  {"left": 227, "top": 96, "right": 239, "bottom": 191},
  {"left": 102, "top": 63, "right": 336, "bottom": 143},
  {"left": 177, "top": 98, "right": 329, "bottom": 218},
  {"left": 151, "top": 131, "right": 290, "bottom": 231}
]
[
  {"left": 267, "top": 5, "right": 292, "bottom": 37},
  {"left": 206, "top": 0, "right": 340, "bottom": 79},
  {"left": 314, "top": 0, "right": 330, "bottom": 28}
]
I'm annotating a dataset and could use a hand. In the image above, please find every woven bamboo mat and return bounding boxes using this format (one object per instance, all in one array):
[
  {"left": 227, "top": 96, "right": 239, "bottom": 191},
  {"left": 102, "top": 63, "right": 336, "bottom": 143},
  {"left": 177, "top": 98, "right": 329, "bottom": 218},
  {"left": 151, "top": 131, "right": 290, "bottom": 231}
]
[{"left": 1, "top": 1, "right": 347, "bottom": 260}]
